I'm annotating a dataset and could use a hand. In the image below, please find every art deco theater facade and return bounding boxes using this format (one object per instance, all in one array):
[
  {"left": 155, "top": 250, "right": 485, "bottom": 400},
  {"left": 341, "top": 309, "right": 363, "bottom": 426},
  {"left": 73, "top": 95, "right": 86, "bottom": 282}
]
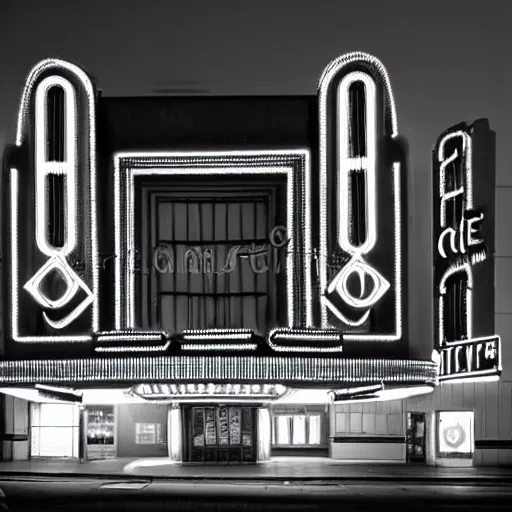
[{"left": 0, "top": 52, "right": 501, "bottom": 465}]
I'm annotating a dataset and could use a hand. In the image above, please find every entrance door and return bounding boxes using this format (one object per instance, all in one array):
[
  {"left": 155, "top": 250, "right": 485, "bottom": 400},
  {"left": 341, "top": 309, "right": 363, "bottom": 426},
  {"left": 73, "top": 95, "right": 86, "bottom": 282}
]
[
  {"left": 184, "top": 406, "right": 256, "bottom": 463},
  {"left": 406, "top": 412, "right": 426, "bottom": 462}
]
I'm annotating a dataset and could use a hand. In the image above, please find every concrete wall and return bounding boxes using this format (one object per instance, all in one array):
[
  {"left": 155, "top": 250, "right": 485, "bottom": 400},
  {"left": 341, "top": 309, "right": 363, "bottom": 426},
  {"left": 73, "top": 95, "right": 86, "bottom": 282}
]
[
  {"left": 116, "top": 404, "right": 168, "bottom": 458},
  {"left": 330, "top": 400, "right": 405, "bottom": 461},
  {"left": 405, "top": 382, "right": 512, "bottom": 465},
  {"left": 1, "top": 395, "right": 30, "bottom": 461}
]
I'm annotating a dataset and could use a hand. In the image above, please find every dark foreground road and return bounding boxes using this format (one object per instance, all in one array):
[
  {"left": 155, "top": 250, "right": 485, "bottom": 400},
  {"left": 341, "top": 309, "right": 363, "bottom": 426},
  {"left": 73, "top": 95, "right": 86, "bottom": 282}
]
[{"left": 1, "top": 477, "right": 512, "bottom": 512}]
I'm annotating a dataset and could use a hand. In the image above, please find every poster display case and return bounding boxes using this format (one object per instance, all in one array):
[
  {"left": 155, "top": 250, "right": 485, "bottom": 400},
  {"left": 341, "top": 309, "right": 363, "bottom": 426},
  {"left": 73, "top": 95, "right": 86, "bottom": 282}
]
[{"left": 437, "top": 411, "right": 474, "bottom": 459}]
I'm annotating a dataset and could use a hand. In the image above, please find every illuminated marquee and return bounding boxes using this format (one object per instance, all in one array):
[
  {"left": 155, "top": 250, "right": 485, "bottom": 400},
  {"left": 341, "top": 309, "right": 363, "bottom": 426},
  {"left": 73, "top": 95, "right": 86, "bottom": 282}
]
[
  {"left": 318, "top": 52, "right": 404, "bottom": 340},
  {"left": 0, "top": 54, "right": 439, "bottom": 390},
  {"left": 7, "top": 59, "right": 98, "bottom": 342},
  {"left": 433, "top": 120, "right": 501, "bottom": 382},
  {"left": 131, "top": 383, "right": 289, "bottom": 402}
]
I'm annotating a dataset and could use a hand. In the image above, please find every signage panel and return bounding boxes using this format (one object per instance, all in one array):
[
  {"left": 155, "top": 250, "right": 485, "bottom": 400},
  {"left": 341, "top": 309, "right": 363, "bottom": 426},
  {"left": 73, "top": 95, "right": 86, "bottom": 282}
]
[{"left": 433, "top": 120, "right": 500, "bottom": 383}]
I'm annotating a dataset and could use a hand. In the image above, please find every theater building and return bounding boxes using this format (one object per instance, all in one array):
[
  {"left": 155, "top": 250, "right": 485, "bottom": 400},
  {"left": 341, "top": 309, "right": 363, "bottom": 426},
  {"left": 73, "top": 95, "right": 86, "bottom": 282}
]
[{"left": 0, "top": 52, "right": 502, "bottom": 465}]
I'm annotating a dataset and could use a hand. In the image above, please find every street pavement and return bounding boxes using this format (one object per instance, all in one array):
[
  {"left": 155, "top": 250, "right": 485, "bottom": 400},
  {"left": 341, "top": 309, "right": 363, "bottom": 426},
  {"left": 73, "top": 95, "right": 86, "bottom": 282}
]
[
  {"left": 1, "top": 458, "right": 512, "bottom": 511},
  {"left": 0, "top": 476, "right": 511, "bottom": 511},
  {"left": 0, "top": 456, "right": 512, "bottom": 483}
]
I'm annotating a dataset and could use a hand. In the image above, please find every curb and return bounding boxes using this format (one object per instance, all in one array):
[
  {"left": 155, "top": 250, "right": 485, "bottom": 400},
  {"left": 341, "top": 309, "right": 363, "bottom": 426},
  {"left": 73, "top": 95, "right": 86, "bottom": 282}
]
[{"left": 1, "top": 471, "right": 512, "bottom": 486}]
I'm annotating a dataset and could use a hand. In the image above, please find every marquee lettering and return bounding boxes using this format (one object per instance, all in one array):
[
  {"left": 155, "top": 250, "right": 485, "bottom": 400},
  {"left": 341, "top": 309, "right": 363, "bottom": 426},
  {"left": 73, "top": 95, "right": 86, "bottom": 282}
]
[
  {"left": 437, "top": 214, "right": 484, "bottom": 259},
  {"left": 439, "top": 336, "right": 500, "bottom": 381}
]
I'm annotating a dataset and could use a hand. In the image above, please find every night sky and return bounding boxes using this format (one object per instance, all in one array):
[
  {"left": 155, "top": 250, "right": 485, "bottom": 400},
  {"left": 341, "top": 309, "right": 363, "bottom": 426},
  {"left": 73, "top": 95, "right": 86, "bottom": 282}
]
[{"left": 1, "top": 0, "right": 510, "bottom": 359}]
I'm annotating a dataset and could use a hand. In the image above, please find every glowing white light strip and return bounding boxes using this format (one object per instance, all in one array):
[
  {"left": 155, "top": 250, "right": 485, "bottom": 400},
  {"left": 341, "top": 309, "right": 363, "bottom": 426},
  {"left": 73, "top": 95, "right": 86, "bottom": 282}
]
[
  {"left": 273, "top": 333, "right": 341, "bottom": 341},
  {"left": 182, "top": 329, "right": 253, "bottom": 334},
  {"left": 182, "top": 329, "right": 253, "bottom": 340},
  {"left": 337, "top": 72, "right": 377, "bottom": 254},
  {"left": 318, "top": 52, "right": 401, "bottom": 340},
  {"left": 97, "top": 335, "right": 165, "bottom": 342},
  {"left": 439, "top": 369, "right": 499, "bottom": 381},
  {"left": 182, "top": 334, "right": 252, "bottom": 340},
  {"left": 267, "top": 344, "right": 342, "bottom": 353},
  {"left": 113, "top": 147, "right": 121, "bottom": 329},
  {"left": 181, "top": 343, "right": 258, "bottom": 351},
  {"left": 95, "top": 342, "right": 171, "bottom": 353},
  {"left": 12, "top": 59, "right": 99, "bottom": 341},
  {"left": 127, "top": 169, "right": 136, "bottom": 328},
  {"left": 113, "top": 151, "right": 312, "bottom": 338},
  {"left": 267, "top": 327, "right": 343, "bottom": 352},
  {"left": 303, "top": 151, "right": 313, "bottom": 327},
  {"left": 440, "top": 374, "right": 500, "bottom": 384},
  {"left": 34, "top": 76, "right": 77, "bottom": 256},
  {"left": 97, "top": 330, "right": 165, "bottom": 336},
  {"left": 0, "top": 356, "right": 439, "bottom": 385}
]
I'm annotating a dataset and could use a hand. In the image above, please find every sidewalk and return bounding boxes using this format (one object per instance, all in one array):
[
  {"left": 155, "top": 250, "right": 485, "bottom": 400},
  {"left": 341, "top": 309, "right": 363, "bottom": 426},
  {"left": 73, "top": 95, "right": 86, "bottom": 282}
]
[{"left": 1, "top": 457, "right": 512, "bottom": 483}]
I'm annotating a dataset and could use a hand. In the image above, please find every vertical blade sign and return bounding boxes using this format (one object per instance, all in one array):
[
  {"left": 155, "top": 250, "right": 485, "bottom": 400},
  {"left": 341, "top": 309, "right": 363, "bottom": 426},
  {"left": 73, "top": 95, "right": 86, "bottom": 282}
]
[
  {"left": 433, "top": 120, "right": 501, "bottom": 382},
  {"left": 7, "top": 60, "right": 98, "bottom": 343},
  {"left": 318, "top": 52, "right": 405, "bottom": 341}
]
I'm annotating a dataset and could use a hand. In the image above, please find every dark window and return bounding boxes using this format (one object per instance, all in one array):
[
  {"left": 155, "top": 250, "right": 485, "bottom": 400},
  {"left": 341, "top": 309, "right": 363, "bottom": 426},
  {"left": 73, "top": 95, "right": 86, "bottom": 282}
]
[{"left": 138, "top": 182, "right": 286, "bottom": 335}]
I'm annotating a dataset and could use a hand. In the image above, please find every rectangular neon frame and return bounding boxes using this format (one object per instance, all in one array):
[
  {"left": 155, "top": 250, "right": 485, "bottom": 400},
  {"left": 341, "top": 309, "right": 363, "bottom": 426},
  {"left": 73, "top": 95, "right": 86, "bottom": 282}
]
[{"left": 113, "top": 150, "right": 313, "bottom": 332}]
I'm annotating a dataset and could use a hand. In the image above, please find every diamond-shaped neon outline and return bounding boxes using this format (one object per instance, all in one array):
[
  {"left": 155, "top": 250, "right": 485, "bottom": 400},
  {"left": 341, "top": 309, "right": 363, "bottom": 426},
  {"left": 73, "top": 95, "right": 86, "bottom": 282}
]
[
  {"left": 24, "top": 255, "right": 81, "bottom": 309},
  {"left": 24, "top": 254, "right": 93, "bottom": 329}
]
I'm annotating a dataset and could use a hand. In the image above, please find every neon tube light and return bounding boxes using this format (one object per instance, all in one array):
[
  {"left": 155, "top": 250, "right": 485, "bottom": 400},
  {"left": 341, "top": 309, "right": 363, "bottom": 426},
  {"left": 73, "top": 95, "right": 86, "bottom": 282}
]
[
  {"left": 113, "top": 151, "right": 313, "bottom": 344},
  {"left": 318, "top": 52, "right": 402, "bottom": 340},
  {"left": 11, "top": 58, "right": 98, "bottom": 341}
]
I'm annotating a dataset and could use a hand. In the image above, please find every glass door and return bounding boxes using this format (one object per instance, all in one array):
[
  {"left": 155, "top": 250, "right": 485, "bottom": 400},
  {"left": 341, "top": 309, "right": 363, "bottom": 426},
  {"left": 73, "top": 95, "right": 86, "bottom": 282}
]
[
  {"left": 85, "top": 406, "right": 116, "bottom": 460},
  {"left": 406, "top": 412, "right": 426, "bottom": 462},
  {"left": 187, "top": 406, "right": 256, "bottom": 463}
]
